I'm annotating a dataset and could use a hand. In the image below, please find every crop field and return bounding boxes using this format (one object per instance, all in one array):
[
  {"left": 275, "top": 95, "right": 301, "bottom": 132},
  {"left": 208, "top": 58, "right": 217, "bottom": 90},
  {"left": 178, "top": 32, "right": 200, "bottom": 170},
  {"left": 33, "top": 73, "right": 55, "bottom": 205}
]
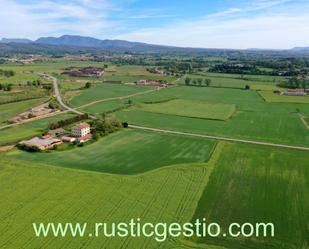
[
  {"left": 80, "top": 99, "right": 128, "bottom": 115},
  {"left": 191, "top": 142, "right": 309, "bottom": 249},
  {"left": 138, "top": 99, "right": 236, "bottom": 120},
  {"left": 69, "top": 83, "right": 154, "bottom": 107},
  {"left": 0, "top": 88, "right": 49, "bottom": 104},
  {"left": 0, "top": 98, "right": 47, "bottom": 125},
  {"left": 5, "top": 129, "right": 216, "bottom": 174},
  {"left": 182, "top": 73, "right": 284, "bottom": 89},
  {"left": 115, "top": 87, "right": 309, "bottom": 146},
  {"left": 258, "top": 90, "right": 309, "bottom": 104},
  {"left": 0, "top": 152, "right": 222, "bottom": 249},
  {"left": 0, "top": 113, "right": 75, "bottom": 145}
]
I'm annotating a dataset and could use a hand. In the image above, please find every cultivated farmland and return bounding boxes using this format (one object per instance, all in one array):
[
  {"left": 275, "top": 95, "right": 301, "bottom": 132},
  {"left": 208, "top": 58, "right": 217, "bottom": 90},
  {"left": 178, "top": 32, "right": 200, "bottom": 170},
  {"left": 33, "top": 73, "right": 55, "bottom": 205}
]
[
  {"left": 191, "top": 142, "right": 309, "bottom": 249},
  {"left": 5, "top": 130, "right": 216, "bottom": 174},
  {"left": 138, "top": 99, "right": 236, "bottom": 120}
]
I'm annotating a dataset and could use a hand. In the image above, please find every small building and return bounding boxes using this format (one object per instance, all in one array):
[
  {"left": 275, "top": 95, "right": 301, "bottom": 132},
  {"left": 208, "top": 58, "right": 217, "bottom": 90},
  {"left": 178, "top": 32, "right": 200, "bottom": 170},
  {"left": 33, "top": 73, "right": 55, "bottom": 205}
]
[
  {"left": 61, "top": 135, "right": 76, "bottom": 142},
  {"left": 282, "top": 88, "right": 307, "bottom": 96},
  {"left": 43, "top": 128, "right": 65, "bottom": 138},
  {"left": 71, "top": 122, "right": 91, "bottom": 137},
  {"left": 20, "top": 137, "right": 62, "bottom": 150}
]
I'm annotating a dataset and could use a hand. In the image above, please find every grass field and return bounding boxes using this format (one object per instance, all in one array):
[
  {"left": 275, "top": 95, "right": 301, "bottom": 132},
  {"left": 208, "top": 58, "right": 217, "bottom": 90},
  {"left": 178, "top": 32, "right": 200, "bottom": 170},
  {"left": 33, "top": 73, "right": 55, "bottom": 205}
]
[
  {"left": 80, "top": 99, "right": 128, "bottom": 115},
  {"left": 0, "top": 155, "right": 221, "bottom": 249},
  {"left": 115, "top": 87, "right": 309, "bottom": 146},
  {"left": 0, "top": 113, "right": 75, "bottom": 145},
  {"left": 258, "top": 90, "right": 309, "bottom": 104},
  {"left": 191, "top": 142, "right": 309, "bottom": 249},
  {"left": 69, "top": 84, "right": 154, "bottom": 107},
  {"left": 138, "top": 99, "right": 236, "bottom": 120},
  {"left": 0, "top": 98, "right": 47, "bottom": 125},
  {"left": 5, "top": 129, "right": 216, "bottom": 174}
]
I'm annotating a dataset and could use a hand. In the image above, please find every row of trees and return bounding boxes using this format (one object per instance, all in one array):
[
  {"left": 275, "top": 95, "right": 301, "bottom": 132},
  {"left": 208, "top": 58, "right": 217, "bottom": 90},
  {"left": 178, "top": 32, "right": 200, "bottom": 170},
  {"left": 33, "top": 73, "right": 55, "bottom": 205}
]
[
  {"left": 0, "top": 69, "right": 15, "bottom": 77},
  {"left": 278, "top": 77, "right": 309, "bottom": 89},
  {"left": 185, "top": 77, "right": 211, "bottom": 87},
  {"left": 27, "top": 79, "right": 43, "bottom": 87},
  {"left": 0, "top": 83, "right": 13, "bottom": 91},
  {"left": 48, "top": 114, "right": 89, "bottom": 129}
]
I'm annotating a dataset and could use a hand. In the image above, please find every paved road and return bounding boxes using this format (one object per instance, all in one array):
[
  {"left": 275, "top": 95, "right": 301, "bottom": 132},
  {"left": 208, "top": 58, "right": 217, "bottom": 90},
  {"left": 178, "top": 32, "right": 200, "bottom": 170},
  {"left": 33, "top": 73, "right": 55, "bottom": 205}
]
[
  {"left": 129, "top": 124, "right": 309, "bottom": 151},
  {"left": 43, "top": 74, "right": 84, "bottom": 115}
]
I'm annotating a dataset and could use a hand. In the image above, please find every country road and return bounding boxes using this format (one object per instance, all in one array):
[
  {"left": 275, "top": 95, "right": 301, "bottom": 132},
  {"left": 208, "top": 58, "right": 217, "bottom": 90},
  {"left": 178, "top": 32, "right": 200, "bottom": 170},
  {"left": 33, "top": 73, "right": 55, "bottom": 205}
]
[
  {"left": 129, "top": 124, "right": 309, "bottom": 151},
  {"left": 43, "top": 74, "right": 84, "bottom": 115}
]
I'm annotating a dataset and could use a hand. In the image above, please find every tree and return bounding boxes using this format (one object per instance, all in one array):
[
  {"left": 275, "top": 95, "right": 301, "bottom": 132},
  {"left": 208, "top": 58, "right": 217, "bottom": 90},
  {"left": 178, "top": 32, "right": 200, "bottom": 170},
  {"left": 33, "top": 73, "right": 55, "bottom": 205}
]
[
  {"left": 185, "top": 77, "right": 191, "bottom": 86},
  {"left": 197, "top": 78, "right": 203, "bottom": 86},
  {"left": 245, "top": 85, "right": 250, "bottom": 90},
  {"left": 204, "top": 79, "right": 211, "bottom": 87},
  {"left": 85, "top": 82, "right": 92, "bottom": 89}
]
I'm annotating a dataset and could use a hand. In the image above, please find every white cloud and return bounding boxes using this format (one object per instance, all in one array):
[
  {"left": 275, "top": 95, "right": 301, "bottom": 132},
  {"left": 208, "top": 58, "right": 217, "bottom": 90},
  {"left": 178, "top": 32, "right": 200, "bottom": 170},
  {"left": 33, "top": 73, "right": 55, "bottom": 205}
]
[
  {"left": 0, "top": 0, "right": 117, "bottom": 39},
  {"left": 115, "top": 2, "right": 309, "bottom": 49}
]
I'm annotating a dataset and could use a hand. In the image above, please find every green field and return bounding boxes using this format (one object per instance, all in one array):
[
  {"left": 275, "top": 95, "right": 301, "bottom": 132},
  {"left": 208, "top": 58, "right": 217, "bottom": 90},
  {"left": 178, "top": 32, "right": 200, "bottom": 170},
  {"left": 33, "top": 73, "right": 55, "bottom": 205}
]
[
  {"left": 138, "top": 99, "right": 236, "bottom": 120},
  {"left": 258, "top": 90, "right": 309, "bottom": 104},
  {"left": 115, "top": 87, "right": 309, "bottom": 147},
  {"left": 191, "top": 142, "right": 309, "bottom": 249},
  {"left": 69, "top": 84, "right": 154, "bottom": 107},
  {"left": 80, "top": 99, "right": 128, "bottom": 115},
  {"left": 5, "top": 130, "right": 216, "bottom": 174},
  {"left": 0, "top": 113, "right": 75, "bottom": 145},
  {"left": 0, "top": 98, "right": 47, "bottom": 125}
]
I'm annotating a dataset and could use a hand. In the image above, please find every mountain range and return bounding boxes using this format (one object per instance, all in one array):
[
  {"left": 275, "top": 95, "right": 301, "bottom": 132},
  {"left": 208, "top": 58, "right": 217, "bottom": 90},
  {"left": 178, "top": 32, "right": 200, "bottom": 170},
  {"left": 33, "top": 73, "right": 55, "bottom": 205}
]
[
  {"left": 1, "top": 34, "right": 308, "bottom": 52},
  {"left": 0, "top": 35, "right": 309, "bottom": 58}
]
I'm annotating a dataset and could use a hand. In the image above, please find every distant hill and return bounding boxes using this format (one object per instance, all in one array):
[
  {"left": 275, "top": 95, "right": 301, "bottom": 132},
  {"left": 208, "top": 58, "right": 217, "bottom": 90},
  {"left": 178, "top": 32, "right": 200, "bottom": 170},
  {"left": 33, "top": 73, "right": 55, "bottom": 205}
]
[
  {"left": 0, "top": 38, "right": 32, "bottom": 44},
  {"left": 292, "top": 47, "right": 309, "bottom": 51},
  {"left": 35, "top": 35, "right": 171, "bottom": 51},
  {"left": 1, "top": 35, "right": 309, "bottom": 58}
]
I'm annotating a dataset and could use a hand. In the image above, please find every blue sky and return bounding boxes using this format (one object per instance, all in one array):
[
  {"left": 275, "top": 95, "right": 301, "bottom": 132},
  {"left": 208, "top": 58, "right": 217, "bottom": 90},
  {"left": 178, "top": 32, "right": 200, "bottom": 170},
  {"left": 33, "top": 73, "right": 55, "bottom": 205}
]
[{"left": 1, "top": 0, "right": 309, "bottom": 48}]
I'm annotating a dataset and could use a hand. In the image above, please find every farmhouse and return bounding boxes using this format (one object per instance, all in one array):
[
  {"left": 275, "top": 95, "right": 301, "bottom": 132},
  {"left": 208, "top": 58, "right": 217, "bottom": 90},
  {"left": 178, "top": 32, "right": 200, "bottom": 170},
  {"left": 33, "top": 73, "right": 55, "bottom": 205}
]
[
  {"left": 20, "top": 137, "right": 62, "bottom": 150},
  {"left": 282, "top": 89, "right": 307, "bottom": 96},
  {"left": 71, "top": 122, "right": 91, "bottom": 138},
  {"left": 62, "top": 67, "right": 104, "bottom": 77},
  {"left": 136, "top": 79, "right": 167, "bottom": 87}
]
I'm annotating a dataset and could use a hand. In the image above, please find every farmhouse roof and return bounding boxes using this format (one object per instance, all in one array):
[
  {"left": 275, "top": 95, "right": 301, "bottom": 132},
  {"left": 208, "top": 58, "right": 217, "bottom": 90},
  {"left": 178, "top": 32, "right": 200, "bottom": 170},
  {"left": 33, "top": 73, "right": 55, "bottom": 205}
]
[{"left": 72, "top": 122, "right": 90, "bottom": 129}]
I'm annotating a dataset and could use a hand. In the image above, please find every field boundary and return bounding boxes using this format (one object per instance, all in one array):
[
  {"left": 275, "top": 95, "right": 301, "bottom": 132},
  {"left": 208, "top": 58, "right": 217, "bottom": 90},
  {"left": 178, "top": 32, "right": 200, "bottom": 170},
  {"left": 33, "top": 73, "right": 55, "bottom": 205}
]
[{"left": 129, "top": 125, "right": 309, "bottom": 151}]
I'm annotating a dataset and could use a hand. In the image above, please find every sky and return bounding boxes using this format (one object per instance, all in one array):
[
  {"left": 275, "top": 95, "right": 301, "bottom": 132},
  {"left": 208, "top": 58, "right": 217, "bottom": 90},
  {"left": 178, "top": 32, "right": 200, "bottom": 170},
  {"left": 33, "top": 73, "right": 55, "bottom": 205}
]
[{"left": 0, "top": 0, "right": 308, "bottom": 49}]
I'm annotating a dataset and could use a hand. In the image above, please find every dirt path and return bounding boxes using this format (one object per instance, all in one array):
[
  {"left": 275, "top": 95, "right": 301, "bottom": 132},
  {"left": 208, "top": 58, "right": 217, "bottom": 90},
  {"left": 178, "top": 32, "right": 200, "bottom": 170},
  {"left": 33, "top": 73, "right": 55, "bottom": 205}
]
[
  {"left": 129, "top": 124, "right": 309, "bottom": 151},
  {"left": 0, "top": 110, "right": 67, "bottom": 130}
]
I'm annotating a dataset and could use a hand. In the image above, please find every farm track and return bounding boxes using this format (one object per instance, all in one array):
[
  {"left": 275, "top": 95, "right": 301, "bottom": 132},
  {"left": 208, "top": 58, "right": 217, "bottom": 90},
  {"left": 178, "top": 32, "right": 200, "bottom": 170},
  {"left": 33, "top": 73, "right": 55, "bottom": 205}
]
[
  {"left": 76, "top": 87, "right": 163, "bottom": 109},
  {"left": 0, "top": 110, "right": 68, "bottom": 130},
  {"left": 129, "top": 125, "right": 309, "bottom": 151}
]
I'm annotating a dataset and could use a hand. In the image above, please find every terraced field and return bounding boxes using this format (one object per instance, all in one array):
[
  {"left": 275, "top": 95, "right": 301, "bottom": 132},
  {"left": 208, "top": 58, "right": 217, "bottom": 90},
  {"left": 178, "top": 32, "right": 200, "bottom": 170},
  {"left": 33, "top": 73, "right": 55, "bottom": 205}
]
[
  {"left": 138, "top": 99, "right": 236, "bottom": 120},
  {"left": 5, "top": 130, "right": 216, "bottom": 174}
]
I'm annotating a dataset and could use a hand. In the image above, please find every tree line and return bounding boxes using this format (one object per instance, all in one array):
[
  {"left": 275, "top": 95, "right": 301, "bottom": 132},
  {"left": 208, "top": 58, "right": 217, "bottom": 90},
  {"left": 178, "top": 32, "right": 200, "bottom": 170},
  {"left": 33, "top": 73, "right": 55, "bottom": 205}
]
[
  {"left": 48, "top": 114, "right": 89, "bottom": 130},
  {"left": 185, "top": 77, "right": 211, "bottom": 87}
]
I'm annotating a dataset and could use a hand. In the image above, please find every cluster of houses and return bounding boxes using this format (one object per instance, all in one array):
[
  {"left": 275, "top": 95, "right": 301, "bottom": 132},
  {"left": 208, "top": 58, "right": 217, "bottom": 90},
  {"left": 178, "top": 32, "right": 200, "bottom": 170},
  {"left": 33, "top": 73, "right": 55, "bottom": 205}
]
[
  {"left": 274, "top": 88, "right": 308, "bottom": 96},
  {"left": 62, "top": 67, "right": 104, "bottom": 77},
  {"left": 136, "top": 79, "right": 167, "bottom": 87},
  {"left": 19, "top": 122, "right": 92, "bottom": 151},
  {"left": 10, "top": 103, "right": 57, "bottom": 123}
]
